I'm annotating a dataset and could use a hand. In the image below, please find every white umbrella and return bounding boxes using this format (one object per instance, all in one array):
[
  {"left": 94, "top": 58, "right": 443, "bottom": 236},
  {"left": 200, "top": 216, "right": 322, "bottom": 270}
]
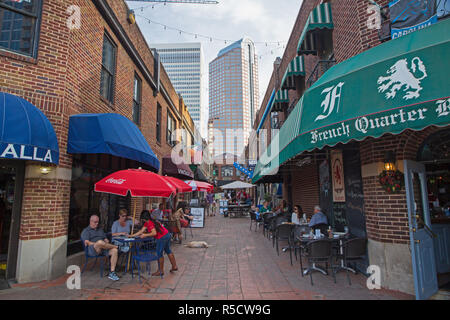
[{"left": 220, "top": 181, "right": 255, "bottom": 189}]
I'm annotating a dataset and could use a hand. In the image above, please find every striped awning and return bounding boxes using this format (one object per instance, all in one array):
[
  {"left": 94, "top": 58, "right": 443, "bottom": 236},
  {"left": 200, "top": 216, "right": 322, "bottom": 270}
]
[
  {"left": 281, "top": 55, "right": 305, "bottom": 90},
  {"left": 297, "top": 2, "right": 334, "bottom": 55},
  {"left": 272, "top": 89, "right": 289, "bottom": 111}
]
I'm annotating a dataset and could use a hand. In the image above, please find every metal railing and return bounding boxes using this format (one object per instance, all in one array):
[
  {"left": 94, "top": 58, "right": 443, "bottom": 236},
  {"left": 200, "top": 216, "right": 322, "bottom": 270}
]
[
  {"left": 306, "top": 59, "right": 336, "bottom": 88},
  {"left": 286, "top": 98, "right": 300, "bottom": 118}
]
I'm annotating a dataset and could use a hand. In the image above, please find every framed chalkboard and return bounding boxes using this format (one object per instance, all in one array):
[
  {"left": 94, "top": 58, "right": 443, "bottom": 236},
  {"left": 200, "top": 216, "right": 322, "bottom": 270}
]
[
  {"left": 343, "top": 147, "right": 366, "bottom": 238},
  {"left": 319, "top": 159, "right": 333, "bottom": 224}
]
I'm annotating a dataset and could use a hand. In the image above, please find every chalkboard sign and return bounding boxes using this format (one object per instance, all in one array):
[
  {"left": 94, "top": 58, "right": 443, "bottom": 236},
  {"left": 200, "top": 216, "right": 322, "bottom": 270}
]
[
  {"left": 333, "top": 202, "right": 347, "bottom": 227},
  {"left": 190, "top": 207, "right": 205, "bottom": 228},
  {"left": 319, "top": 159, "right": 333, "bottom": 224},
  {"left": 343, "top": 147, "right": 366, "bottom": 238}
]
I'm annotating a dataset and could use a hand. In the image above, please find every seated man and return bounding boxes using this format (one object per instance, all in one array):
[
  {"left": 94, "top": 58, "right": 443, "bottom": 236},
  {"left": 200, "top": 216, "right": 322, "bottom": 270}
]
[
  {"left": 308, "top": 205, "right": 328, "bottom": 234},
  {"left": 81, "top": 214, "right": 120, "bottom": 281}
]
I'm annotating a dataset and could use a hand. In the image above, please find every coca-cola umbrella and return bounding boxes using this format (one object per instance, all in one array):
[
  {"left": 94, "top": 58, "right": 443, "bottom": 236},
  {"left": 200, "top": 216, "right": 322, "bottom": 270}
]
[
  {"left": 95, "top": 168, "right": 177, "bottom": 270},
  {"left": 184, "top": 180, "right": 214, "bottom": 192},
  {"left": 94, "top": 168, "right": 177, "bottom": 234}
]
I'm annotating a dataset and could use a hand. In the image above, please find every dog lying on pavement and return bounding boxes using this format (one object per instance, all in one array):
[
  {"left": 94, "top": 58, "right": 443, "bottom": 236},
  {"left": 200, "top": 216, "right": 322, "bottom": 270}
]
[{"left": 184, "top": 241, "right": 210, "bottom": 248}]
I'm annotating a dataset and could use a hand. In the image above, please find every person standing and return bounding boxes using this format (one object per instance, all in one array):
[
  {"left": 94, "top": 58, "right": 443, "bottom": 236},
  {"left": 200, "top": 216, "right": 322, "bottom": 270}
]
[
  {"left": 206, "top": 192, "right": 214, "bottom": 217},
  {"left": 129, "top": 210, "right": 178, "bottom": 276}
]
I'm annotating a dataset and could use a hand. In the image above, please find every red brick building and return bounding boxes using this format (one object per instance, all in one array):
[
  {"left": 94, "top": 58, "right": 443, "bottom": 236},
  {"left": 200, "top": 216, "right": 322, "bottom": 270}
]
[
  {"left": 0, "top": 0, "right": 198, "bottom": 284},
  {"left": 250, "top": 0, "right": 450, "bottom": 299}
]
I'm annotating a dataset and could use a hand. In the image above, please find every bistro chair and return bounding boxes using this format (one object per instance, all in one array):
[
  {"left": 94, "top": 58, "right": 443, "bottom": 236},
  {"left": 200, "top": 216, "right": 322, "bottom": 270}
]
[
  {"left": 301, "top": 239, "right": 336, "bottom": 286},
  {"left": 275, "top": 223, "right": 295, "bottom": 265},
  {"left": 292, "top": 225, "right": 310, "bottom": 262},
  {"left": 249, "top": 210, "right": 261, "bottom": 232},
  {"left": 338, "top": 238, "right": 368, "bottom": 285},
  {"left": 131, "top": 238, "right": 161, "bottom": 283},
  {"left": 183, "top": 221, "right": 194, "bottom": 239},
  {"left": 262, "top": 213, "right": 274, "bottom": 238},
  {"left": 80, "top": 238, "right": 109, "bottom": 278},
  {"left": 272, "top": 216, "right": 289, "bottom": 247}
]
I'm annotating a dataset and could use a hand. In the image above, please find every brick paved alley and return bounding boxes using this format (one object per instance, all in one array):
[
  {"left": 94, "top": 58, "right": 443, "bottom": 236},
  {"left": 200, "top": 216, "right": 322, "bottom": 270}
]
[{"left": 0, "top": 215, "right": 414, "bottom": 300}]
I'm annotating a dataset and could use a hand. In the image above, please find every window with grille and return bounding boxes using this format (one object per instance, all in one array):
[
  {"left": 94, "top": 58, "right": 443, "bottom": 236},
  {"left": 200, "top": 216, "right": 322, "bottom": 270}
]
[
  {"left": 100, "top": 33, "right": 116, "bottom": 103},
  {"left": 0, "top": 0, "right": 42, "bottom": 57}
]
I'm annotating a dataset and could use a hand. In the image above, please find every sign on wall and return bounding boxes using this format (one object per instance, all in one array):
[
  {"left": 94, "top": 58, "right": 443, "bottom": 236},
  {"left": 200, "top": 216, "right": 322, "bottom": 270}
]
[
  {"left": 190, "top": 207, "right": 205, "bottom": 228},
  {"left": 389, "top": 0, "right": 437, "bottom": 39},
  {"left": 331, "top": 150, "right": 346, "bottom": 202}
]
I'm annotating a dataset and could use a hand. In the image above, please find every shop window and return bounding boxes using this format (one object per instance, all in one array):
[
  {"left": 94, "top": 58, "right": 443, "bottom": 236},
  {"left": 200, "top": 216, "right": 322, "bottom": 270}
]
[
  {"left": 0, "top": 0, "right": 42, "bottom": 58},
  {"left": 100, "top": 33, "right": 116, "bottom": 104}
]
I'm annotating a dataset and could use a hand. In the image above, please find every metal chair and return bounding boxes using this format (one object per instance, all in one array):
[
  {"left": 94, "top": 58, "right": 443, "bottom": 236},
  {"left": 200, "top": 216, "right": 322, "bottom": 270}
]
[
  {"left": 338, "top": 238, "right": 368, "bottom": 285},
  {"left": 292, "top": 225, "right": 310, "bottom": 262},
  {"left": 262, "top": 213, "right": 274, "bottom": 238},
  {"left": 275, "top": 223, "right": 295, "bottom": 265},
  {"left": 131, "top": 238, "right": 161, "bottom": 283},
  {"left": 301, "top": 239, "right": 336, "bottom": 286},
  {"left": 80, "top": 239, "right": 109, "bottom": 278},
  {"left": 249, "top": 210, "right": 261, "bottom": 232},
  {"left": 272, "top": 216, "right": 288, "bottom": 247}
]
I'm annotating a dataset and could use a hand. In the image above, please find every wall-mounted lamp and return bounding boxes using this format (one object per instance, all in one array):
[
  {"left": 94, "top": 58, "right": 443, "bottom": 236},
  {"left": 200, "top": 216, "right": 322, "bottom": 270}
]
[
  {"left": 40, "top": 165, "right": 52, "bottom": 175},
  {"left": 127, "top": 10, "right": 136, "bottom": 25},
  {"left": 384, "top": 151, "right": 396, "bottom": 171}
]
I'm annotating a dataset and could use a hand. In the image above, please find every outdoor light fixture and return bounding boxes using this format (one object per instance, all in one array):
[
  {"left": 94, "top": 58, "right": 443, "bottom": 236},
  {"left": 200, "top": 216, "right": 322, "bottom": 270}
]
[
  {"left": 127, "top": 10, "right": 136, "bottom": 25},
  {"left": 40, "top": 165, "right": 52, "bottom": 175},
  {"left": 384, "top": 151, "right": 396, "bottom": 171}
]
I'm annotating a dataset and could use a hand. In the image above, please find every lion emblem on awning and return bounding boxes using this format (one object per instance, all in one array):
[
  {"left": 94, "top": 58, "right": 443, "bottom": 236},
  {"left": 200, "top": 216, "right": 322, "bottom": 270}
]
[{"left": 377, "top": 57, "right": 427, "bottom": 100}]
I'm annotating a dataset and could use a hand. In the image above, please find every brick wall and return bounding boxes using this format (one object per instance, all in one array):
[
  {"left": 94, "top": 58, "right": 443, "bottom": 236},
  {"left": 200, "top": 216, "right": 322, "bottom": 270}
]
[{"left": 0, "top": 0, "right": 191, "bottom": 244}]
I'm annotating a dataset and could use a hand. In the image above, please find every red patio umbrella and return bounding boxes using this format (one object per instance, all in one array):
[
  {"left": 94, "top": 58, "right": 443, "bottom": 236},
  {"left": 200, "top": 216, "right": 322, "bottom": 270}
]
[
  {"left": 163, "top": 176, "right": 193, "bottom": 193},
  {"left": 185, "top": 180, "right": 214, "bottom": 192},
  {"left": 94, "top": 168, "right": 177, "bottom": 269}
]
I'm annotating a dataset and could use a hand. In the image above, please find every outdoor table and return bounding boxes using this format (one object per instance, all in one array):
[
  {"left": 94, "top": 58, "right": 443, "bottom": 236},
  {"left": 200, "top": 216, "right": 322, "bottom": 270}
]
[
  {"left": 332, "top": 232, "right": 356, "bottom": 274},
  {"left": 113, "top": 236, "right": 156, "bottom": 274}
]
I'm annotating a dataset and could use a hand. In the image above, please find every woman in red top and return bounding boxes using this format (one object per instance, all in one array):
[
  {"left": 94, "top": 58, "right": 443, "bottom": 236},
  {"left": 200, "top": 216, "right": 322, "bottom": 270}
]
[{"left": 129, "top": 210, "right": 178, "bottom": 276}]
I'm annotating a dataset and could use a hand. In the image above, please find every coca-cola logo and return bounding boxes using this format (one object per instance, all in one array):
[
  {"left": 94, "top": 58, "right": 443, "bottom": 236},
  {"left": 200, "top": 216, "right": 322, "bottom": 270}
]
[{"left": 105, "top": 178, "right": 126, "bottom": 185}]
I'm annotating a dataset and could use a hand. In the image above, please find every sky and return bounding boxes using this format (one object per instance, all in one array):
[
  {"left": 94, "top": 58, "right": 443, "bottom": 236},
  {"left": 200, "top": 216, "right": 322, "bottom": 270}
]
[{"left": 126, "top": 0, "right": 302, "bottom": 136}]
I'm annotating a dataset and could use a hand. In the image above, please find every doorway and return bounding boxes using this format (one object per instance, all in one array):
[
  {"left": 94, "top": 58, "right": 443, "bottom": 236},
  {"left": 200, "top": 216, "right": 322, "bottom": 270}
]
[
  {"left": 0, "top": 160, "right": 24, "bottom": 289},
  {"left": 417, "top": 129, "right": 450, "bottom": 297}
]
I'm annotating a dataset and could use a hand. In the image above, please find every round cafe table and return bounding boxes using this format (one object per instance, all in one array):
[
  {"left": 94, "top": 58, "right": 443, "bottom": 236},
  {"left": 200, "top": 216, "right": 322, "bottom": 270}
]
[{"left": 113, "top": 236, "right": 156, "bottom": 274}]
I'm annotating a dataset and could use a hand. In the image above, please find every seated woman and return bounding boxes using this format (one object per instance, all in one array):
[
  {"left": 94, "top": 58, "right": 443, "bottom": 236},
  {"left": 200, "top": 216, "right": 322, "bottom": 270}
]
[
  {"left": 259, "top": 201, "right": 272, "bottom": 214},
  {"left": 291, "top": 205, "right": 304, "bottom": 225},
  {"left": 129, "top": 210, "right": 178, "bottom": 276},
  {"left": 170, "top": 202, "right": 191, "bottom": 243},
  {"left": 276, "top": 200, "right": 290, "bottom": 218},
  {"left": 110, "top": 208, "right": 134, "bottom": 252}
]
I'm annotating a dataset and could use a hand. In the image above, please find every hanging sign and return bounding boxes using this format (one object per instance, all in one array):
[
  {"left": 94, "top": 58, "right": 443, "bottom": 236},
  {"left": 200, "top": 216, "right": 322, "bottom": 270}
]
[
  {"left": 389, "top": 0, "right": 437, "bottom": 39},
  {"left": 331, "top": 150, "right": 346, "bottom": 202}
]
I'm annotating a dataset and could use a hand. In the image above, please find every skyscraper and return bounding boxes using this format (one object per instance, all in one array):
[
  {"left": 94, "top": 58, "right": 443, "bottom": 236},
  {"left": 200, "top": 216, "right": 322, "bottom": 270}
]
[
  {"left": 208, "top": 38, "right": 259, "bottom": 159},
  {"left": 151, "top": 43, "right": 206, "bottom": 137}
]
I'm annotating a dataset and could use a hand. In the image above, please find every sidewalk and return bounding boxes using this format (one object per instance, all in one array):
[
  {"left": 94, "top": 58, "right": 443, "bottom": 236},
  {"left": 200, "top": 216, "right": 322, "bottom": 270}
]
[{"left": 0, "top": 214, "right": 414, "bottom": 300}]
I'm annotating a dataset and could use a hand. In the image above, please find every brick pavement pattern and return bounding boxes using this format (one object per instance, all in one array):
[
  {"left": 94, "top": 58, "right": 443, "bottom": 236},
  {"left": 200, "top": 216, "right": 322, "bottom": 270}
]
[{"left": 0, "top": 215, "right": 413, "bottom": 300}]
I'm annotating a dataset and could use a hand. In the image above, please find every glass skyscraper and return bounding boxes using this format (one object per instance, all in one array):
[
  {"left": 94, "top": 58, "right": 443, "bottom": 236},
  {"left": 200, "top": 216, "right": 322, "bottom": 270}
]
[
  {"left": 151, "top": 42, "right": 206, "bottom": 137},
  {"left": 208, "top": 38, "right": 259, "bottom": 159}
]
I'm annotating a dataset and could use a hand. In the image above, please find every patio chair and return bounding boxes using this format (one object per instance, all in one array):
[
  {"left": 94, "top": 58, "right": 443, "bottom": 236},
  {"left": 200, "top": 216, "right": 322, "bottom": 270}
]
[
  {"left": 80, "top": 239, "right": 109, "bottom": 278},
  {"left": 301, "top": 239, "right": 336, "bottom": 286},
  {"left": 249, "top": 211, "right": 261, "bottom": 232},
  {"left": 275, "top": 223, "right": 295, "bottom": 265},
  {"left": 338, "top": 238, "right": 368, "bottom": 285},
  {"left": 183, "top": 222, "right": 194, "bottom": 239},
  {"left": 262, "top": 213, "right": 274, "bottom": 238},
  {"left": 131, "top": 238, "right": 161, "bottom": 283},
  {"left": 292, "top": 225, "right": 310, "bottom": 262},
  {"left": 272, "top": 216, "right": 289, "bottom": 247}
]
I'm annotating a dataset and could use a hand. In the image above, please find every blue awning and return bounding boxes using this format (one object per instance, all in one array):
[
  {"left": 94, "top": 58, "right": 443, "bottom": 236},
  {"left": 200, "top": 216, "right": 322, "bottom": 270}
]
[
  {"left": 0, "top": 92, "right": 59, "bottom": 164},
  {"left": 67, "top": 113, "right": 160, "bottom": 171}
]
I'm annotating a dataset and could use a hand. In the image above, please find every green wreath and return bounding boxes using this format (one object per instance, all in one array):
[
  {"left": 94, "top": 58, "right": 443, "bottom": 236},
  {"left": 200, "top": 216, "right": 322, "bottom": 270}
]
[{"left": 378, "top": 170, "right": 404, "bottom": 194}]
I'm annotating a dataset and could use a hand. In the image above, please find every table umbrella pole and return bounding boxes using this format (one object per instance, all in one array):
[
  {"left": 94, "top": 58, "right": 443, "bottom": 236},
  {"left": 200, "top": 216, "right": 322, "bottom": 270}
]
[{"left": 127, "top": 200, "right": 137, "bottom": 272}]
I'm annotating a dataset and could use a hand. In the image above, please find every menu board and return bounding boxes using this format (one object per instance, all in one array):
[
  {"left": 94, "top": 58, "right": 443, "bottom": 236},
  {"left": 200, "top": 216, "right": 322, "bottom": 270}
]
[
  {"left": 333, "top": 202, "right": 347, "bottom": 227},
  {"left": 190, "top": 207, "right": 205, "bottom": 228},
  {"left": 319, "top": 159, "right": 333, "bottom": 224},
  {"left": 343, "top": 148, "right": 366, "bottom": 238}
]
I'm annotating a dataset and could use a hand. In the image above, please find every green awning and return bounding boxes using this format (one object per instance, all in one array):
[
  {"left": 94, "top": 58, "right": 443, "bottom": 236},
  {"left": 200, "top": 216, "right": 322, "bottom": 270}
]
[
  {"left": 272, "top": 89, "right": 289, "bottom": 111},
  {"left": 297, "top": 2, "right": 333, "bottom": 55},
  {"left": 253, "top": 18, "right": 450, "bottom": 183},
  {"left": 281, "top": 55, "right": 305, "bottom": 90}
]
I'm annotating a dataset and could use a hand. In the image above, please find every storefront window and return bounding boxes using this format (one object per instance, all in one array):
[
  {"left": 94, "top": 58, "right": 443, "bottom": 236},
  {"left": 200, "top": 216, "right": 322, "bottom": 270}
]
[{"left": 68, "top": 154, "right": 138, "bottom": 256}]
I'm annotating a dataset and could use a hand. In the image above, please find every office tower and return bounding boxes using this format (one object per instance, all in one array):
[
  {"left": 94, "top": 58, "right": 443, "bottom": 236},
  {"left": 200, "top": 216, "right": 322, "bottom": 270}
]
[
  {"left": 208, "top": 38, "right": 259, "bottom": 159},
  {"left": 151, "top": 43, "right": 206, "bottom": 137}
]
